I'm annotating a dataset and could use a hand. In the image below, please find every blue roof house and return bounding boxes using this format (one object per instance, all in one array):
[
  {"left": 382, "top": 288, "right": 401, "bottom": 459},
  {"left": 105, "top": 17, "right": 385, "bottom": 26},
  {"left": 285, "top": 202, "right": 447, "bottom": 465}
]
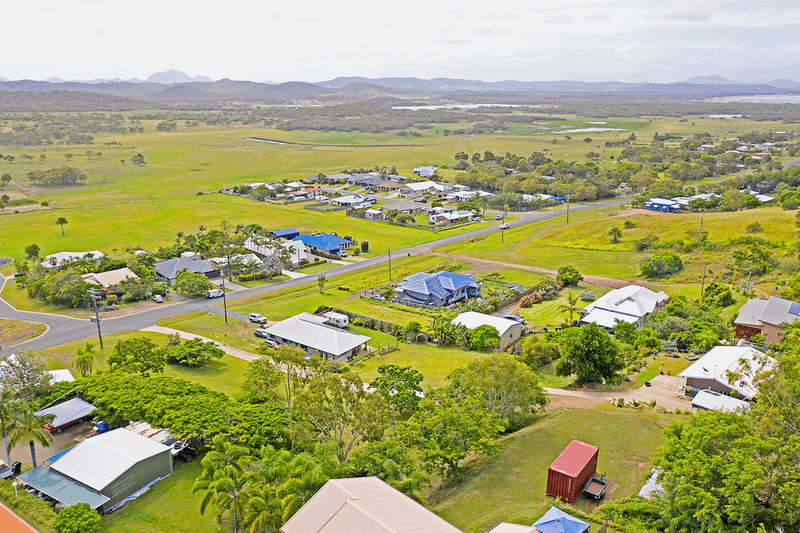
[
  {"left": 644, "top": 198, "right": 680, "bottom": 213},
  {"left": 532, "top": 507, "right": 590, "bottom": 533},
  {"left": 393, "top": 271, "right": 481, "bottom": 306},
  {"left": 294, "top": 234, "right": 352, "bottom": 255},
  {"left": 270, "top": 228, "right": 300, "bottom": 240},
  {"left": 413, "top": 166, "right": 438, "bottom": 178}
]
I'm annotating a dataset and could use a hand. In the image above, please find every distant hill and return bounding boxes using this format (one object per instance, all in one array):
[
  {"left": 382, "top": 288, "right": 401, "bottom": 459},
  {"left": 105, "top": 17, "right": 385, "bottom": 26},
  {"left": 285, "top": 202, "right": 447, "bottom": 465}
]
[
  {"left": 682, "top": 75, "right": 741, "bottom": 85},
  {"left": 146, "top": 69, "right": 212, "bottom": 84}
]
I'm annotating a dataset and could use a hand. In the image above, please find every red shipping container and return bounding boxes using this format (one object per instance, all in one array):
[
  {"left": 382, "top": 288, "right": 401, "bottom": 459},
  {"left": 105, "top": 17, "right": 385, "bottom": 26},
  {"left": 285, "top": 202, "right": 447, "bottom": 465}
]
[{"left": 546, "top": 440, "right": 599, "bottom": 503}]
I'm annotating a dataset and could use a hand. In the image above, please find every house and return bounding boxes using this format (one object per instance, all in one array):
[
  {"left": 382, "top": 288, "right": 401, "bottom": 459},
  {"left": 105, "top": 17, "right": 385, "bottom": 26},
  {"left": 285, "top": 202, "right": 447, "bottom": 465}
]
[
  {"left": 294, "top": 234, "right": 352, "bottom": 255},
  {"left": 375, "top": 181, "right": 407, "bottom": 193},
  {"left": 283, "top": 181, "right": 305, "bottom": 190},
  {"left": 698, "top": 143, "right": 718, "bottom": 151},
  {"left": 321, "top": 173, "right": 349, "bottom": 183},
  {"left": 678, "top": 345, "right": 775, "bottom": 400},
  {"left": 643, "top": 198, "right": 681, "bottom": 213},
  {"left": 17, "top": 428, "right": 172, "bottom": 513},
  {"left": 402, "top": 181, "right": 452, "bottom": 199},
  {"left": 269, "top": 228, "right": 300, "bottom": 240},
  {"left": 451, "top": 311, "right": 523, "bottom": 348},
  {"left": 580, "top": 285, "right": 668, "bottom": 329},
  {"left": 42, "top": 251, "right": 105, "bottom": 270},
  {"left": 262, "top": 313, "right": 371, "bottom": 361},
  {"left": 734, "top": 296, "right": 800, "bottom": 343},
  {"left": 245, "top": 237, "right": 308, "bottom": 268},
  {"left": 331, "top": 195, "right": 366, "bottom": 207},
  {"left": 691, "top": 389, "right": 751, "bottom": 413},
  {"left": 209, "top": 253, "right": 264, "bottom": 271},
  {"left": 430, "top": 210, "right": 473, "bottom": 226},
  {"left": 280, "top": 477, "right": 461, "bottom": 533},
  {"left": 382, "top": 200, "right": 425, "bottom": 215},
  {"left": 531, "top": 507, "right": 590, "bottom": 533},
  {"left": 394, "top": 271, "right": 481, "bottom": 307},
  {"left": 81, "top": 267, "right": 139, "bottom": 289},
  {"left": 154, "top": 257, "right": 220, "bottom": 285},
  {"left": 413, "top": 165, "right": 438, "bottom": 178},
  {"left": 364, "top": 209, "right": 384, "bottom": 220}
]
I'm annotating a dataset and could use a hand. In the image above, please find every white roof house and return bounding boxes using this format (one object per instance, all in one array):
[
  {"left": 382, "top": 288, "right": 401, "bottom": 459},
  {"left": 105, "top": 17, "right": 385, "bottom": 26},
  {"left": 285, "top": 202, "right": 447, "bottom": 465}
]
[
  {"left": 451, "top": 311, "right": 523, "bottom": 348},
  {"left": 281, "top": 477, "right": 461, "bottom": 533},
  {"left": 580, "top": 285, "right": 668, "bottom": 329},
  {"left": 42, "top": 251, "right": 105, "bottom": 269},
  {"left": 692, "top": 389, "right": 751, "bottom": 413},
  {"left": 332, "top": 194, "right": 366, "bottom": 206},
  {"left": 244, "top": 238, "right": 308, "bottom": 267},
  {"left": 264, "top": 313, "right": 371, "bottom": 360},
  {"left": 678, "top": 345, "right": 774, "bottom": 400},
  {"left": 46, "top": 369, "right": 75, "bottom": 384},
  {"left": 210, "top": 253, "right": 264, "bottom": 270}
]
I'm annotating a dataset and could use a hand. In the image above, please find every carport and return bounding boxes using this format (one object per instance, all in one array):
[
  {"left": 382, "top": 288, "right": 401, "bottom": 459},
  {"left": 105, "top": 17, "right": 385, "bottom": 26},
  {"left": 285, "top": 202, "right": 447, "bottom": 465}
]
[{"left": 16, "top": 467, "right": 110, "bottom": 510}]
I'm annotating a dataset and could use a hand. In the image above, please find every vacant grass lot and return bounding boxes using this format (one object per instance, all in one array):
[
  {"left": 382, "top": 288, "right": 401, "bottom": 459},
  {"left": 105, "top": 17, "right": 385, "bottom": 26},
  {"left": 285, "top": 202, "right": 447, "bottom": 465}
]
[
  {"left": 429, "top": 406, "right": 684, "bottom": 533},
  {"left": 0, "top": 318, "right": 47, "bottom": 347}
]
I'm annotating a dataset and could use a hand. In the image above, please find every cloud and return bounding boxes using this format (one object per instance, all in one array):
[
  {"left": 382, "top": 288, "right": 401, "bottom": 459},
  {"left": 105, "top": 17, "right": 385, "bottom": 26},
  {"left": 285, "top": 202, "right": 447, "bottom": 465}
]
[
  {"left": 544, "top": 14, "right": 576, "bottom": 24},
  {"left": 614, "top": 42, "right": 641, "bottom": 56},
  {"left": 584, "top": 12, "right": 610, "bottom": 21},
  {"left": 660, "top": 11, "right": 711, "bottom": 22}
]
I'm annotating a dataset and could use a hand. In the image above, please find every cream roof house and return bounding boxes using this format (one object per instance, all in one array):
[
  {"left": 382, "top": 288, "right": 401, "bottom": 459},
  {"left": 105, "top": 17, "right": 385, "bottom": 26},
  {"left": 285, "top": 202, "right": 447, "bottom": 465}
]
[{"left": 81, "top": 267, "right": 139, "bottom": 289}]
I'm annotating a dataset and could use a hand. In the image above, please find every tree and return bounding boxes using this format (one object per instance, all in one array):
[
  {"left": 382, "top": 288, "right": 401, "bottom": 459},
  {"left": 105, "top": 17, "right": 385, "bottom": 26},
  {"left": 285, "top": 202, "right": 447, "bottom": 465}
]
[
  {"left": 174, "top": 270, "right": 214, "bottom": 298},
  {"left": 346, "top": 439, "right": 429, "bottom": 499},
  {"left": 400, "top": 393, "right": 503, "bottom": 479},
  {"left": 10, "top": 404, "right": 53, "bottom": 468},
  {"left": 256, "top": 346, "right": 307, "bottom": 436},
  {"left": 24, "top": 243, "right": 40, "bottom": 259},
  {"left": 56, "top": 216, "right": 68, "bottom": 235},
  {"left": 164, "top": 338, "right": 225, "bottom": 367},
  {"left": 556, "top": 265, "right": 583, "bottom": 287},
  {"left": 608, "top": 227, "right": 622, "bottom": 243},
  {"left": 239, "top": 357, "right": 281, "bottom": 404},
  {"left": 640, "top": 252, "right": 684, "bottom": 279},
  {"left": 361, "top": 241, "right": 369, "bottom": 253},
  {"left": 317, "top": 273, "right": 326, "bottom": 293},
  {"left": 554, "top": 323, "right": 625, "bottom": 384},
  {"left": 467, "top": 324, "right": 500, "bottom": 350},
  {"left": 0, "top": 173, "right": 10, "bottom": 189},
  {"left": 558, "top": 291, "right": 580, "bottom": 324},
  {"left": 130, "top": 153, "right": 145, "bottom": 165},
  {"left": 446, "top": 354, "right": 547, "bottom": 429},
  {"left": 0, "top": 350, "right": 53, "bottom": 402},
  {"left": 193, "top": 435, "right": 250, "bottom": 533},
  {"left": 296, "top": 372, "right": 387, "bottom": 463},
  {"left": 370, "top": 365, "right": 424, "bottom": 430},
  {"left": 209, "top": 220, "right": 247, "bottom": 282},
  {"left": 53, "top": 503, "right": 101, "bottom": 533},
  {"left": 0, "top": 389, "right": 20, "bottom": 466},
  {"left": 108, "top": 337, "right": 165, "bottom": 375},
  {"left": 72, "top": 342, "right": 96, "bottom": 377}
]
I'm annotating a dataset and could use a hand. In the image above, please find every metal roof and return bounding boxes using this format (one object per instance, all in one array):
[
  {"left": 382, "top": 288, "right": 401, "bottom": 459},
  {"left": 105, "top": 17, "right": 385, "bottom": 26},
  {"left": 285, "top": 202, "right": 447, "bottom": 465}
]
[
  {"left": 265, "top": 313, "right": 371, "bottom": 357},
  {"left": 17, "top": 467, "right": 110, "bottom": 509},
  {"left": 533, "top": 507, "right": 589, "bottom": 533},
  {"left": 678, "top": 346, "right": 774, "bottom": 400},
  {"left": 154, "top": 257, "right": 218, "bottom": 280},
  {"left": 580, "top": 308, "right": 639, "bottom": 329},
  {"left": 692, "top": 389, "right": 751, "bottom": 413},
  {"left": 549, "top": 440, "right": 598, "bottom": 478},
  {"left": 35, "top": 397, "right": 95, "bottom": 428},
  {"left": 294, "top": 234, "right": 352, "bottom": 252},
  {"left": 281, "top": 477, "right": 461, "bottom": 533},
  {"left": 582, "top": 285, "right": 668, "bottom": 321},
  {"left": 734, "top": 299, "right": 770, "bottom": 327},
  {"left": 488, "top": 524, "right": 540, "bottom": 533},
  {"left": 51, "top": 429, "right": 170, "bottom": 492},
  {"left": 452, "top": 312, "right": 520, "bottom": 336}
]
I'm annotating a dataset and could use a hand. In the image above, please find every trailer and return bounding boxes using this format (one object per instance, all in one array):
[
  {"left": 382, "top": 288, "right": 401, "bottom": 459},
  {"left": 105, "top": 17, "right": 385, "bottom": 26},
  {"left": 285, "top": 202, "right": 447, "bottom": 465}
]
[
  {"left": 36, "top": 397, "right": 96, "bottom": 434},
  {"left": 583, "top": 473, "right": 607, "bottom": 500}
]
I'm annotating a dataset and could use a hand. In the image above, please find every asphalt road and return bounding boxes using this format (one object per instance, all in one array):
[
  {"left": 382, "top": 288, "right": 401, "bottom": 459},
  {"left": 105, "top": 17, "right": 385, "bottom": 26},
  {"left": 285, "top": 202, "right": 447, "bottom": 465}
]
[{"left": 0, "top": 198, "right": 626, "bottom": 356}]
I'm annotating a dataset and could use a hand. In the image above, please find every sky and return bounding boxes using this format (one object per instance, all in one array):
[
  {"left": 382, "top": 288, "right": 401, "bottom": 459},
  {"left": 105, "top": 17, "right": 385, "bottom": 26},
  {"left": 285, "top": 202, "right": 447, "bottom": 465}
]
[{"left": 5, "top": 0, "right": 800, "bottom": 84}]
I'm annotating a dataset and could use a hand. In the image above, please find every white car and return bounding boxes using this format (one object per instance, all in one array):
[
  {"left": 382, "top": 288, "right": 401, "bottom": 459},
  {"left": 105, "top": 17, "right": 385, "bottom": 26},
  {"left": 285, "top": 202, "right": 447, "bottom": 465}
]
[
  {"left": 495, "top": 214, "right": 503, "bottom": 220},
  {"left": 249, "top": 313, "right": 267, "bottom": 324},
  {"left": 151, "top": 295, "right": 163, "bottom": 303},
  {"left": 206, "top": 289, "right": 224, "bottom": 299},
  {"left": 500, "top": 223, "right": 510, "bottom": 230}
]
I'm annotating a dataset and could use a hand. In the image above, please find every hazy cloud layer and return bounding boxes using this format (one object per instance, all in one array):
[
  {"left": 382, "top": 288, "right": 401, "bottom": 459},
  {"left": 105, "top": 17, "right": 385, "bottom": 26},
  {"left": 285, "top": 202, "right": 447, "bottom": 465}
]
[{"left": 4, "top": 0, "right": 800, "bottom": 83}]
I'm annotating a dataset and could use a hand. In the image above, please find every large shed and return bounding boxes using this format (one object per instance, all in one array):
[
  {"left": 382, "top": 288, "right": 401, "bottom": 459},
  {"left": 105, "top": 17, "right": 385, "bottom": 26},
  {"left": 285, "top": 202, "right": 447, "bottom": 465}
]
[{"left": 546, "top": 440, "right": 598, "bottom": 503}]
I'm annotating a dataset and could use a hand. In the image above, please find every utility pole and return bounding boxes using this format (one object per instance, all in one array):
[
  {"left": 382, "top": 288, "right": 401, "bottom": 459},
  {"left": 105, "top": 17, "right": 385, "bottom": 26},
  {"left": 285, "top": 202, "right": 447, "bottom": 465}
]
[
  {"left": 221, "top": 271, "right": 228, "bottom": 324},
  {"left": 87, "top": 289, "right": 103, "bottom": 349},
  {"left": 565, "top": 194, "right": 572, "bottom": 223},
  {"left": 700, "top": 261, "right": 707, "bottom": 300},
  {"left": 698, "top": 216, "right": 704, "bottom": 254},
  {"left": 386, "top": 245, "right": 392, "bottom": 280}
]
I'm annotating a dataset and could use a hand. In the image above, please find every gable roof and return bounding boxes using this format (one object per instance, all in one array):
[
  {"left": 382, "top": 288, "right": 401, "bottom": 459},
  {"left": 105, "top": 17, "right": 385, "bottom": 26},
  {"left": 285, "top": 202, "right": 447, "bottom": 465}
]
[
  {"left": 81, "top": 267, "right": 139, "bottom": 288},
  {"left": 51, "top": 429, "right": 170, "bottom": 492},
  {"left": 582, "top": 285, "right": 668, "bottom": 320},
  {"left": 265, "top": 313, "right": 371, "bottom": 357},
  {"left": 35, "top": 397, "right": 95, "bottom": 428},
  {"left": 281, "top": 477, "right": 461, "bottom": 533},
  {"left": 154, "top": 257, "right": 218, "bottom": 280},
  {"left": 735, "top": 296, "right": 800, "bottom": 327},
  {"left": 678, "top": 345, "right": 774, "bottom": 399},
  {"left": 270, "top": 228, "right": 300, "bottom": 239},
  {"left": 452, "top": 312, "right": 519, "bottom": 336},
  {"left": 294, "top": 234, "right": 351, "bottom": 252}
]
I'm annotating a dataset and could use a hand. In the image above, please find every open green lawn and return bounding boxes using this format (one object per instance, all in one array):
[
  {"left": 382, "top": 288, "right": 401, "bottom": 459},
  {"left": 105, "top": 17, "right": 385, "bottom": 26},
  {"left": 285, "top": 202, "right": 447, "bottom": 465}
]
[
  {"left": 0, "top": 318, "right": 47, "bottom": 347},
  {"left": 428, "top": 406, "right": 685, "bottom": 533},
  {"left": 159, "top": 312, "right": 262, "bottom": 353},
  {"left": 100, "top": 459, "right": 223, "bottom": 533}
]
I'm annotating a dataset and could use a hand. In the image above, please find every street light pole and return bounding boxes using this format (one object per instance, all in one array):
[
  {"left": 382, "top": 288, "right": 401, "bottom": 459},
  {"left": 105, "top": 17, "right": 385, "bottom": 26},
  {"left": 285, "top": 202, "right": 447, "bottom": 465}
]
[
  {"left": 386, "top": 245, "right": 392, "bottom": 280},
  {"left": 565, "top": 194, "right": 572, "bottom": 223},
  {"left": 87, "top": 289, "right": 104, "bottom": 349},
  {"left": 221, "top": 271, "right": 228, "bottom": 324}
]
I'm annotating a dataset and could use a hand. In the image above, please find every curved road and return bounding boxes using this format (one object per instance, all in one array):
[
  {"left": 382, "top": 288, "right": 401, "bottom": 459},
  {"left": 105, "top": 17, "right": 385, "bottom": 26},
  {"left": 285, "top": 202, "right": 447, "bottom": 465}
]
[{"left": 0, "top": 199, "right": 625, "bottom": 356}]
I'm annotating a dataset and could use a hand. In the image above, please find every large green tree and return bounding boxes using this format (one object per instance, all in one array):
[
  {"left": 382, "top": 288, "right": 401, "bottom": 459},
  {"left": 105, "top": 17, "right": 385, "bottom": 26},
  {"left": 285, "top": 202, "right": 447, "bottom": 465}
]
[
  {"left": 554, "top": 323, "right": 625, "bottom": 384},
  {"left": 107, "top": 337, "right": 165, "bottom": 375},
  {"left": 163, "top": 337, "right": 224, "bottom": 367},
  {"left": 370, "top": 364, "right": 423, "bottom": 430},
  {"left": 174, "top": 270, "right": 214, "bottom": 298}
]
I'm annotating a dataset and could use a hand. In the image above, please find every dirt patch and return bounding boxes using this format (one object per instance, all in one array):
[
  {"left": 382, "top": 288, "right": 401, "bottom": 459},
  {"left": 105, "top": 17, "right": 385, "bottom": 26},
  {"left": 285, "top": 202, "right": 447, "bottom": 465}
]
[{"left": 546, "top": 394, "right": 606, "bottom": 411}]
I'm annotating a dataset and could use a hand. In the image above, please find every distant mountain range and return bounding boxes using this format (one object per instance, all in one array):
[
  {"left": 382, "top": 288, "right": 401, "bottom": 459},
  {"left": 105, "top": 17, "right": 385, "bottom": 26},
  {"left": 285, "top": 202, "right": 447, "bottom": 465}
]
[{"left": 1, "top": 71, "right": 800, "bottom": 110}]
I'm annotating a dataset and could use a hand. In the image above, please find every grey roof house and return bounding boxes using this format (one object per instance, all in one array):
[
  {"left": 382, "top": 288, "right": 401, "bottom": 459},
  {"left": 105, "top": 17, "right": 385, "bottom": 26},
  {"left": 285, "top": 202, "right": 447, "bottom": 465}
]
[
  {"left": 394, "top": 272, "right": 481, "bottom": 307},
  {"left": 263, "top": 312, "right": 371, "bottom": 361},
  {"left": 734, "top": 296, "right": 800, "bottom": 343},
  {"left": 154, "top": 257, "right": 220, "bottom": 284}
]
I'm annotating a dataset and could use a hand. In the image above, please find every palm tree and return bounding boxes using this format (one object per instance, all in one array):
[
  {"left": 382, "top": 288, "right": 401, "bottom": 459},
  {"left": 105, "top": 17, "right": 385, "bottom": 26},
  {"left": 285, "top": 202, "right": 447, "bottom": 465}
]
[
  {"left": 194, "top": 435, "right": 250, "bottom": 532},
  {"left": 9, "top": 405, "right": 53, "bottom": 468},
  {"left": 72, "top": 342, "right": 96, "bottom": 377},
  {"left": 0, "top": 389, "right": 20, "bottom": 466},
  {"left": 558, "top": 292, "right": 581, "bottom": 325},
  {"left": 55, "top": 216, "right": 68, "bottom": 235},
  {"left": 608, "top": 227, "right": 622, "bottom": 244}
]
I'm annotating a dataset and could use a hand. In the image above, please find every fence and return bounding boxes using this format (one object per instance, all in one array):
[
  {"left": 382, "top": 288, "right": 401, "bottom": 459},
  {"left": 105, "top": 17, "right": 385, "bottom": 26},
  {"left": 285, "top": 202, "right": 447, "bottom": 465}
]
[
  {"left": 496, "top": 286, "right": 538, "bottom": 309},
  {"left": 0, "top": 257, "right": 15, "bottom": 269},
  {"left": 346, "top": 211, "right": 479, "bottom": 233},
  {"left": 304, "top": 203, "right": 348, "bottom": 213},
  {"left": 330, "top": 308, "right": 401, "bottom": 334}
]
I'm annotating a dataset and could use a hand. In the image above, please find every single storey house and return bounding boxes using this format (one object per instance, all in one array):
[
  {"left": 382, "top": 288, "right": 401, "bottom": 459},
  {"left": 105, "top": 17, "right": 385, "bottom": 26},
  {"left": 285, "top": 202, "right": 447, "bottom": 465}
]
[
  {"left": 375, "top": 181, "right": 407, "bottom": 193},
  {"left": 394, "top": 271, "right": 481, "bottom": 307},
  {"left": 678, "top": 345, "right": 775, "bottom": 400},
  {"left": 413, "top": 165, "right": 438, "bottom": 178},
  {"left": 294, "top": 234, "right": 352, "bottom": 255},
  {"left": 644, "top": 198, "right": 681, "bottom": 213},
  {"left": 154, "top": 257, "right": 220, "bottom": 285},
  {"left": 42, "top": 251, "right": 105, "bottom": 270},
  {"left": 81, "top": 268, "right": 139, "bottom": 290},
  {"left": 244, "top": 237, "right": 308, "bottom": 268},
  {"left": 268, "top": 228, "right": 300, "bottom": 240},
  {"left": 430, "top": 210, "right": 473, "bottom": 226},
  {"left": 734, "top": 296, "right": 800, "bottom": 343},
  {"left": 331, "top": 195, "right": 366, "bottom": 207},
  {"left": 580, "top": 285, "right": 668, "bottom": 329},
  {"left": 262, "top": 313, "right": 371, "bottom": 361},
  {"left": 452, "top": 311, "right": 523, "bottom": 348}
]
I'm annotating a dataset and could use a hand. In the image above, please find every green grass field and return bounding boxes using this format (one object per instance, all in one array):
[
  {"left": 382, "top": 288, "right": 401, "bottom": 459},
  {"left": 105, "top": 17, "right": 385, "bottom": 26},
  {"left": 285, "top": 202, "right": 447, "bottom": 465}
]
[
  {"left": 0, "top": 318, "right": 47, "bottom": 347},
  {"left": 428, "top": 406, "right": 684, "bottom": 533}
]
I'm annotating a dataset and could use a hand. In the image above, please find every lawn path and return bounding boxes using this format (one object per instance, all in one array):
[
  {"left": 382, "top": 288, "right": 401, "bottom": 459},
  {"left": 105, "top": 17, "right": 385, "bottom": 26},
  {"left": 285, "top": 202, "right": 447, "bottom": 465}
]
[
  {"left": 141, "top": 325, "right": 258, "bottom": 362},
  {"left": 545, "top": 375, "right": 692, "bottom": 411}
]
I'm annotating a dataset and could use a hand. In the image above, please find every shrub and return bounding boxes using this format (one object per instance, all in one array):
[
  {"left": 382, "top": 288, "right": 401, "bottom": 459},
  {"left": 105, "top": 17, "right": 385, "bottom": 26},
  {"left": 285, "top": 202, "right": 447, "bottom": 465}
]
[
  {"left": 533, "top": 278, "right": 560, "bottom": 300},
  {"left": 640, "top": 252, "right": 684, "bottom": 279},
  {"left": 745, "top": 221, "right": 763, "bottom": 233},
  {"left": 54, "top": 503, "right": 101, "bottom": 533},
  {"left": 361, "top": 241, "right": 369, "bottom": 252},
  {"left": 623, "top": 220, "right": 636, "bottom": 229},
  {"left": 556, "top": 266, "right": 583, "bottom": 287}
]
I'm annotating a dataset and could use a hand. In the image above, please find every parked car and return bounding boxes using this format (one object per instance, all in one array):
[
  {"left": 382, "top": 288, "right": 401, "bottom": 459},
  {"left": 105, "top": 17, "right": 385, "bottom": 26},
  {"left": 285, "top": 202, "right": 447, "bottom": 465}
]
[
  {"left": 249, "top": 313, "right": 267, "bottom": 324},
  {"left": 500, "top": 223, "right": 510, "bottom": 229},
  {"left": 152, "top": 295, "right": 163, "bottom": 303},
  {"left": 263, "top": 339, "right": 279, "bottom": 348},
  {"left": 370, "top": 294, "right": 386, "bottom": 301},
  {"left": 254, "top": 328, "right": 270, "bottom": 338},
  {"left": 90, "top": 316, "right": 100, "bottom": 323},
  {"left": 13, "top": 272, "right": 25, "bottom": 278},
  {"left": 504, "top": 314, "right": 525, "bottom": 324},
  {"left": 495, "top": 214, "right": 503, "bottom": 220},
  {"left": 206, "top": 289, "right": 224, "bottom": 299},
  {"left": 339, "top": 251, "right": 348, "bottom": 258}
]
